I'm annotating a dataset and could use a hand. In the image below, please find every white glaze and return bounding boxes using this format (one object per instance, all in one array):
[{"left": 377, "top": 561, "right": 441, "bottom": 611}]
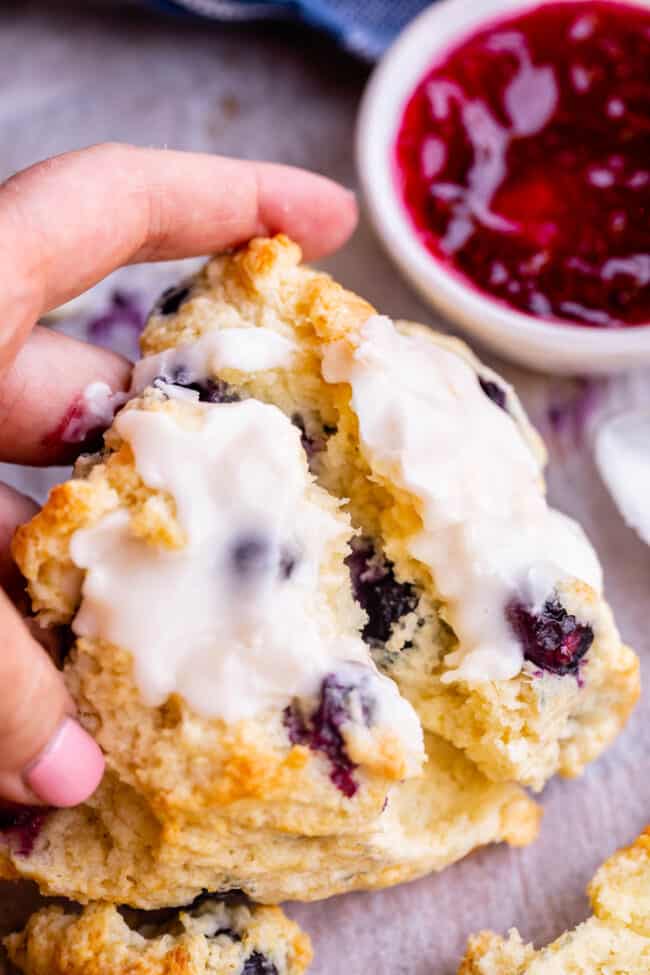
[
  {"left": 69, "top": 395, "right": 423, "bottom": 760},
  {"left": 131, "top": 328, "right": 296, "bottom": 394},
  {"left": 61, "top": 382, "right": 128, "bottom": 443},
  {"left": 322, "top": 315, "right": 602, "bottom": 682}
]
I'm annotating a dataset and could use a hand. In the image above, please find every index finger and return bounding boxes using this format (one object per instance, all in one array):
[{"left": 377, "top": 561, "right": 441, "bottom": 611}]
[{"left": 0, "top": 143, "right": 358, "bottom": 370}]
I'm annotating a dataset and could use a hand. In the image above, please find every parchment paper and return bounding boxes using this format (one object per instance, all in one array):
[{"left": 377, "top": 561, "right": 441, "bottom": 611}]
[{"left": 0, "top": 4, "right": 648, "bottom": 973}]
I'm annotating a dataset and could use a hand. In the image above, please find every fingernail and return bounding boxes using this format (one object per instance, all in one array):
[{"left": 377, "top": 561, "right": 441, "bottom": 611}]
[{"left": 24, "top": 718, "right": 105, "bottom": 808}]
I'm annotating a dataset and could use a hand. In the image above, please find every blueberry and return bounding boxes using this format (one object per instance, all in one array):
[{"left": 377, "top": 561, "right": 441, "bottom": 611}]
[
  {"left": 346, "top": 540, "right": 419, "bottom": 646},
  {"left": 243, "top": 952, "right": 278, "bottom": 975},
  {"left": 230, "top": 536, "right": 273, "bottom": 579},
  {"left": 158, "top": 285, "right": 191, "bottom": 316},
  {"left": 159, "top": 371, "right": 240, "bottom": 404},
  {"left": 284, "top": 672, "right": 374, "bottom": 798},
  {"left": 0, "top": 805, "right": 49, "bottom": 856},
  {"left": 507, "top": 598, "right": 594, "bottom": 675},
  {"left": 291, "top": 414, "right": 336, "bottom": 461},
  {"left": 192, "top": 379, "right": 241, "bottom": 404},
  {"left": 479, "top": 376, "right": 508, "bottom": 411},
  {"left": 58, "top": 624, "right": 76, "bottom": 667},
  {"left": 211, "top": 927, "right": 241, "bottom": 942}
]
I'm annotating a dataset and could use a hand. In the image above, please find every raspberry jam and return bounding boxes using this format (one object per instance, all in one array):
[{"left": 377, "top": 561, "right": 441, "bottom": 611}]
[{"left": 395, "top": 2, "right": 650, "bottom": 328}]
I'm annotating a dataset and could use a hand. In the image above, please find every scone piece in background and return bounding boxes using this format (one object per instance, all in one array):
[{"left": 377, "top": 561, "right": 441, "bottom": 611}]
[
  {"left": 459, "top": 828, "right": 650, "bottom": 974},
  {"left": 3, "top": 387, "right": 539, "bottom": 908},
  {"left": 135, "top": 234, "right": 639, "bottom": 792},
  {"left": 5, "top": 897, "right": 311, "bottom": 975}
]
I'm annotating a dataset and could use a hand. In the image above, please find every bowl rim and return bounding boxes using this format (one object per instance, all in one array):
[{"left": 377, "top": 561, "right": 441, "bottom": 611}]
[{"left": 356, "top": 0, "right": 650, "bottom": 362}]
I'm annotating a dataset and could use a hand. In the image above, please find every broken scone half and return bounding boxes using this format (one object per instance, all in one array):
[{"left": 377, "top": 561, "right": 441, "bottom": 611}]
[
  {"left": 1, "top": 235, "right": 635, "bottom": 918},
  {"left": 134, "top": 234, "right": 638, "bottom": 791},
  {"left": 459, "top": 828, "right": 650, "bottom": 974},
  {"left": 1, "top": 384, "right": 537, "bottom": 908}
]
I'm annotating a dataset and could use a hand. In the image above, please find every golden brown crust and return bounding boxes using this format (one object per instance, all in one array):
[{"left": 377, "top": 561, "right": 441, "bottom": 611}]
[
  {"left": 459, "top": 827, "right": 650, "bottom": 974},
  {"left": 4, "top": 900, "right": 312, "bottom": 975},
  {"left": 137, "top": 234, "right": 641, "bottom": 793},
  {"left": 6, "top": 388, "right": 540, "bottom": 907},
  {"left": 458, "top": 930, "right": 534, "bottom": 975},
  {"left": 0, "top": 737, "right": 540, "bottom": 908},
  {"left": 13, "top": 235, "right": 618, "bottom": 912},
  {"left": 589, "top": 827, "right": 650, "bottom": 937}
]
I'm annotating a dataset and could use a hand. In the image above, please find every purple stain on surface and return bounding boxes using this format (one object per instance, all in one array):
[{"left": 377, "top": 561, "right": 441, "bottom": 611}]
[
  {"left": 87, "top": 290, "right": 146, "bottom": 355},
  {"left": 507, "top": 598, "right": 594, "bottom": 676},
  {"left": 0, "top": 805, "right": 49, "bottom": 856},
  {"left": 547, "top": 377, "right": 606, "bottom": 446},
  {"left": 346, "top": 540, "right": 418, "bottom": 646},
  {"left": 284, "top": 672, "right": 374, "bottom": 798}
]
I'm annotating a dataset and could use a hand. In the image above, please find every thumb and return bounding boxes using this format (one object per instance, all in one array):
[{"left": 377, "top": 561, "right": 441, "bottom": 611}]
[{"left": 0, "top": 589, "right": 104, "bottom": 807}]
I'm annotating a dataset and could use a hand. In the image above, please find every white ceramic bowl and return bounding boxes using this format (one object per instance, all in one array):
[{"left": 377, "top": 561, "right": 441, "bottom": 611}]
[{"left": 356, "top": 0, "right": 650, "bottom": 375}]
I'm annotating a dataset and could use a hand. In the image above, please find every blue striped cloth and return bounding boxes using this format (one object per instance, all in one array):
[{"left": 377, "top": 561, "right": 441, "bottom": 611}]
[{"left": 146, "top": 0, "right": 433, "bottom": 59}]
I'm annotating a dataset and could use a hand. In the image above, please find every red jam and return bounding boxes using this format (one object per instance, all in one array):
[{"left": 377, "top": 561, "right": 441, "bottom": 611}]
[{"left": 395, "top": 2, "right": 650, "bottom": 328}]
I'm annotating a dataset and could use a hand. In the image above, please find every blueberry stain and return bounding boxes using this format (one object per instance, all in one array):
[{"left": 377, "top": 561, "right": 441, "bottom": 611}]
[
  {"left": 284, "top": 672, "right": 374, "bottom": 798},
  {"left": 230, "top": 536, "right": 273, "bottom": 579},
  {"left": 0, "top": 805, "right": 49, "bottom": 856}
]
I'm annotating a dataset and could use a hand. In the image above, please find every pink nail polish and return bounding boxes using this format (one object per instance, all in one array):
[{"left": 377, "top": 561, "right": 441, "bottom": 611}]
[{"left": 24, "top": 718, "right": 105, "bottom": 808}]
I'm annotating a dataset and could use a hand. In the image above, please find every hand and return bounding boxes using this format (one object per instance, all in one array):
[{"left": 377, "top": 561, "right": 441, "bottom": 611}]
[{"left": 0, "top": 143, "right": 357, "bottom": 809}]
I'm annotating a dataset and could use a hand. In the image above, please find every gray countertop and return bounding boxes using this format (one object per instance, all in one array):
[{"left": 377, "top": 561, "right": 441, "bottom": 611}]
[{"left": 0, "top": 4, "right": 649, "bottom": 973}]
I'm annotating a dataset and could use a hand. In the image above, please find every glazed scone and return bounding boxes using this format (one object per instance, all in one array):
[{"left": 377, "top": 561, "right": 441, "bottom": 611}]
[
  {"left": 5, "top": 897, "right": 312, "bottom": 975},
  {"left": 459, "top": 828, "right": 650, "bottom": 974},
  {"left": 2, "top": 388, "right": 539, "bottom": 907},
  {"left": 132, "top": 234, "right": 637, "bottom": 791}
]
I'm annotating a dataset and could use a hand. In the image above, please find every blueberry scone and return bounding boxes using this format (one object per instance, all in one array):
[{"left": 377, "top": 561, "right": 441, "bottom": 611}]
[
  {"left": 0, "top": 235, "right": 634, "bottom": 910},
  {"left": 1, "top": 387, "right": 538, "bottom": 906},
  {"left": 133, "top": 234, "right": 637, "bottom": 791},
  {"left": 5, "top": 896, "right": 312, "bottom": 975},
  {"left": 459, "top": 828, "right": 650, "bottom": 974}
]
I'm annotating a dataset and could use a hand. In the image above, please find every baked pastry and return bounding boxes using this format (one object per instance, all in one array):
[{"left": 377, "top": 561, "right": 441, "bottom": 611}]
[
  {"left": 134, "top": 234, "right": 637, "bottom": 791},
  {"left": 459, "top": 828, "right": 650, "bottom": 974},
  {"left": 4, "top": 896, "right": 312, "bottom": 975},
  {"left": 2, "top": 378, "right": 537, "bottom": 907},
  {"left": 0, "top": 236, "right": 634, "bottom": 912}
]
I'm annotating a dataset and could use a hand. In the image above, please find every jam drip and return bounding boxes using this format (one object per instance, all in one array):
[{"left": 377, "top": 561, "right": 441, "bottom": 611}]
[{"left": 396, "top": 2, "right": 650, "bottom": 327}]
